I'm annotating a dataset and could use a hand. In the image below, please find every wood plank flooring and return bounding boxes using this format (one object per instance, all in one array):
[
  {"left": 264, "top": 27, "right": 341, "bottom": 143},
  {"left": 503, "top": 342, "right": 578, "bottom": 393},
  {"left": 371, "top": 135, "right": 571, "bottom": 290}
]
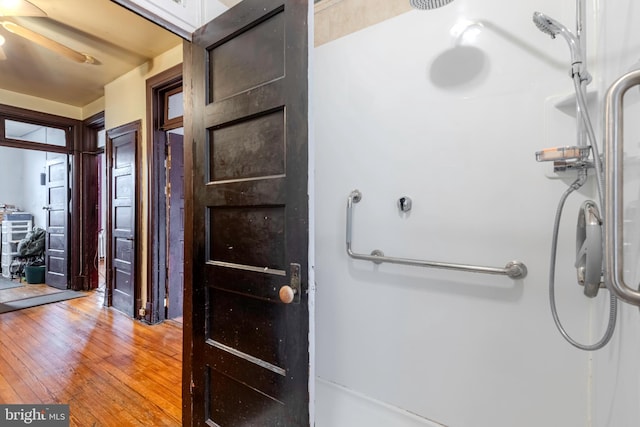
[{"left": 0, "top": 288, "right": 182, "bottom": 426}]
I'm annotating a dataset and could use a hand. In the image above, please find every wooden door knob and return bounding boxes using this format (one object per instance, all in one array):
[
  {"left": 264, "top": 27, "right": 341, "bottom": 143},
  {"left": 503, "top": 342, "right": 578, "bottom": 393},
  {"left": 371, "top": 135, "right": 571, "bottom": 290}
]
[{"left": 279, "top": 285, "right": 296, "bottom": 304}]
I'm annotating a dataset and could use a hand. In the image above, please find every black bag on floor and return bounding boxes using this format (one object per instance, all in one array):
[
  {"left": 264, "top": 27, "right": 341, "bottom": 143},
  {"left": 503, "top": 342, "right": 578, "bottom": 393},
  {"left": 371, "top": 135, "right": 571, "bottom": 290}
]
[{"left": 17, "top": 227, "right": 45, "bottom": 258}]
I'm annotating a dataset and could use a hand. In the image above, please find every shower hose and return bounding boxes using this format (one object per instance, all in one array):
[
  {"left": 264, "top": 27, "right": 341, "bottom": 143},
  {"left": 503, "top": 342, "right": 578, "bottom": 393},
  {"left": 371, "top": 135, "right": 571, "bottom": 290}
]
[{"left": 547, "top": 74, "right": 617, "bottom": 351}]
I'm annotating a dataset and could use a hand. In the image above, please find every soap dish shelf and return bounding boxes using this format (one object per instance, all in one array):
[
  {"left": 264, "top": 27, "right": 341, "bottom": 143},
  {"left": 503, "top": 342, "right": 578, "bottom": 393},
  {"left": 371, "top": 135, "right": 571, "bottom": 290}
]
[{"left": 536, "top": 146, "right": 591, "bottom": 162}]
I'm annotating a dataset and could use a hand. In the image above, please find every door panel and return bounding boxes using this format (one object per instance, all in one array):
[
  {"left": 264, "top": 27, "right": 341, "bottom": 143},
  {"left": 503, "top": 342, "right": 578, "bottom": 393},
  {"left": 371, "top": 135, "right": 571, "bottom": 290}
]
[
  {"left": 209, "top": 110, "right": 285, "bottom": 181},
  {"left": 45, "top": 153, "right": 69, "bottom": 289},
  {"left": 167, "top": 132, "right": 184, "bottom": 319},
  {"left": 209, "top": 11, "right": 285, "bottom": 102},
  {"left": 108, "top": 124, "right": 138, "bottom": 317},
  {"left": 184, "top": 0, "right": 310, "bottom": 425}
]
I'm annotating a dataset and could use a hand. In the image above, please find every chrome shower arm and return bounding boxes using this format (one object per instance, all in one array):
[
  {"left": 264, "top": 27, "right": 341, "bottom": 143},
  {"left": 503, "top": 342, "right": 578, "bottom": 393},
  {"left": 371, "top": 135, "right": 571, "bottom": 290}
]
[{"left": 604, "top": 69, "right": 640, "bottom": 306}]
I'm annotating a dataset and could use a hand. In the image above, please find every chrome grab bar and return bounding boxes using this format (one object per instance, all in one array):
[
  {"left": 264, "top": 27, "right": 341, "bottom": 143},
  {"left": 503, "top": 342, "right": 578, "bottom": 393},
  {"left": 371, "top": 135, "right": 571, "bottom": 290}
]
[
  {"left": 604, "top": 69, "right": 640, "bottom": 306},
  {"left": 346, "top": 190, "right": 528, "bottom": 279}
]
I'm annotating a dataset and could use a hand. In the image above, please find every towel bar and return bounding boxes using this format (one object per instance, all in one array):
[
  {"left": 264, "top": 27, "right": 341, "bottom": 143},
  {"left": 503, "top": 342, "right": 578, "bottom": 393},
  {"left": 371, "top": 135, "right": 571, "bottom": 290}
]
[{"left": 346, "top": 190, "right": 527, "bottom": 279}]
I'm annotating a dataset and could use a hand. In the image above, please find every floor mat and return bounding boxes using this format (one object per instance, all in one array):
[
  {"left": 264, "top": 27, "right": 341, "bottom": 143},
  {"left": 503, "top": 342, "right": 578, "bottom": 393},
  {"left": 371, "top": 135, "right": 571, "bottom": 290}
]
[
  {"left": 0, "top": 291, "right": 87, "bottom": 314},
  {"left": 0, "top": 277, "right": 24, "bottom": 291},
  {"left": 0, "top": 283, "right": 62, "bottom": 303}
]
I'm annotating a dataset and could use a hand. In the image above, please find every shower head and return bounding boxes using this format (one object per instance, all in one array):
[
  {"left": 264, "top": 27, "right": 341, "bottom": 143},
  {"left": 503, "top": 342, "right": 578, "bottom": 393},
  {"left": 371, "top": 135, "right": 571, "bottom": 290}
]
[
  {"left": 532, "top": 11, "right": 565, "bottom": 38},
  {"left": 410, "top": 0, "right": 454, "bottom": 10},
  {"left": 533, "top": 11, "right": 587, "bottom": 78}
]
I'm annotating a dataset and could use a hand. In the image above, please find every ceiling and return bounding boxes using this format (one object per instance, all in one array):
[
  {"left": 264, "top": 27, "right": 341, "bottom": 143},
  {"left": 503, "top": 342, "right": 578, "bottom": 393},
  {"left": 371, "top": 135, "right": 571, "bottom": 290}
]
[
  {"left": 0, "top": 0, "right": 182, "bottom": 107},
  {"left": 0, "top": 0, "right": 409, "bottom": 108}
]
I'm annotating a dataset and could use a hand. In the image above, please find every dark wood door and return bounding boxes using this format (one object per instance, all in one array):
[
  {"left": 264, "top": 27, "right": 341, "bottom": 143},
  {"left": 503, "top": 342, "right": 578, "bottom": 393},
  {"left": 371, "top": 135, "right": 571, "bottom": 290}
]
[
  {"left": 108, "top": 123, "right": 138, "bottom": 317},
  {"left": 167, "top": 132, "right": 184, "bottom": 319},
  {"left": 45, "top": 153, "right": 69, "bottom": 289},
  {"left": 184, "top": 0, "right": 310, "bottom": 425}
]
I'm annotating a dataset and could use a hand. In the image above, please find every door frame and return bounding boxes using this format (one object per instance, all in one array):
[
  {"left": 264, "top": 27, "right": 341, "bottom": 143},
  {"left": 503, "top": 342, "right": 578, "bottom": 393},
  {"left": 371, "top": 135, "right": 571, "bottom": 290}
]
[
  {"left": 105, "top": 120, "right": 141, "bottom": 313},
  {"left": 80, "top": 111, "right": 106, "bottom": 291},
  {"left": 145, "top": 64, "right": 183, "bottom": 324},
  {"left": 0, "top": 103, "right": 82, "bottom": 290}
]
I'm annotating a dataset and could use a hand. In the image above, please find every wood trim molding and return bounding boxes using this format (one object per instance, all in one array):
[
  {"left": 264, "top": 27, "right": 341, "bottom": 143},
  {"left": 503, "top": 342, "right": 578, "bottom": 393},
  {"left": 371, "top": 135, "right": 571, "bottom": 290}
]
[{"left": 0, "top": 103, "right": 79, "bottom": 153}]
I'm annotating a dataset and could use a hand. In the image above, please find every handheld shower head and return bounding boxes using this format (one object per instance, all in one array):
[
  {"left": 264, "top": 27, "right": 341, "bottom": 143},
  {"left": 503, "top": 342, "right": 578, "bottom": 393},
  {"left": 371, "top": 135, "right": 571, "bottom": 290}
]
[
  {"left": 533, "top": 12, "right": 584, "bottom": 74},
  {"left": 532, "top": 11, "right": 565, "bottom": 38},
  {"left": 410, "top": 0, "right": 454, "bottom": 10}
]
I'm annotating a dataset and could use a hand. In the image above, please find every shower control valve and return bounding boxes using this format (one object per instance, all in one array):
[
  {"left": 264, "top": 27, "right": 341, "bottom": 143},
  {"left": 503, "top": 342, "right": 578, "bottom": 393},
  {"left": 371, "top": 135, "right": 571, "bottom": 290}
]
[{"left": 398, "top": 196, "right": 412, "bottom": 213}]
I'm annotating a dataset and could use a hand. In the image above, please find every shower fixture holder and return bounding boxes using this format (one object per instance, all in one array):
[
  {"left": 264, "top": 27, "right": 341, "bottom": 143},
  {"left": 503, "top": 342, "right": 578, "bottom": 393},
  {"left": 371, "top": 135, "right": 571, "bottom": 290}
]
[
  {"left": 535, "top": 146, "right": 590, "bottom": 162},
  {"left": 552, "top": 160, "right": 592, "bottom": 173}
]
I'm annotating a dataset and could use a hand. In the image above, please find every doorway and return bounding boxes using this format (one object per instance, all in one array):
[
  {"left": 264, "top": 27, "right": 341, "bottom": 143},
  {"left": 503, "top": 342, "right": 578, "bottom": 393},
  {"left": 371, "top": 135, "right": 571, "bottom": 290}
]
[
  {"left": 0, "top": 145, "right": 68, "bottom": 290},
  {"left": 166, "top": 128, "right": 184, "bottom": 321},
  {"left": 147, "top": 65, "right": 184, "bottom": 324},
  {"left": 0, "top": 104, "right": 80, "bottom": 291},
  {"left": 97, "top": 148, "right": 106, "bottom": 290},
  {"left": 94, "top": 127, "right": 107, "bottom": 292}
]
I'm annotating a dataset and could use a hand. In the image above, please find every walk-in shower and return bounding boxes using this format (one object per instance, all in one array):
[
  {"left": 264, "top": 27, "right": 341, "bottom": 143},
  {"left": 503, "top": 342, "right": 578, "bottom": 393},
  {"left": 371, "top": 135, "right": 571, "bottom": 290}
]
[{"left": 533, "top": 3, "right": 616, "bottom": 351}]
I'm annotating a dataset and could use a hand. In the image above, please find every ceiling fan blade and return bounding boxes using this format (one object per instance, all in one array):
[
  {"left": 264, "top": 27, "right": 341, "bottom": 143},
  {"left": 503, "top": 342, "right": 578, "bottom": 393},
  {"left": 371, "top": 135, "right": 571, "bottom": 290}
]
[
  {"left": 0, "top": 0, "right": 46, "bottom": 17},
  {"left": 1, "top": 21, "right": 95, "bottom": 63}
]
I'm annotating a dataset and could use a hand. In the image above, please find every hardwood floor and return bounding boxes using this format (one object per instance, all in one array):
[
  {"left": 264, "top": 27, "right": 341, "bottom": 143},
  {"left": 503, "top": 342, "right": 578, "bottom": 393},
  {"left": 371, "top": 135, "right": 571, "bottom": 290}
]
[{"left": 0, "top": 289, "right": 182, "bottom": 426}]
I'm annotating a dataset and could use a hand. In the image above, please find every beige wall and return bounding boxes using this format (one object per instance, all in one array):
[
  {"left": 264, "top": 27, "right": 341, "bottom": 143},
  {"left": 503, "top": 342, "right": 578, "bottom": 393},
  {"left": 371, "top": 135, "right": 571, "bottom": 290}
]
[
  {"left": 0, "top": 88, "right": 104, "bottom": 122},
  {"left": 83, "top": 97, "right": 106, "bottom": 120},
  {"left": 104, "top": 42, "right": 183, "bottom": 309},
  {"left": 0, "top": 88, "right": 84, "bottom": 120},
  {"left": 315, "top": 0, "right": 411, "bottom": 46},
  {"left": 104, "top": 44, "right": 182, "bottom": 130}
]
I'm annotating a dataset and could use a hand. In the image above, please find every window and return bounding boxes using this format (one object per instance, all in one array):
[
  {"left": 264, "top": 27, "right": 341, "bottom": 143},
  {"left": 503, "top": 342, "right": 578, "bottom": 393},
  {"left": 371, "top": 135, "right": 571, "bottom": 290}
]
[
  {"left": 162, "top": 86, "right": 183, "bottom": 130},
  {"left": 97, "top": 128, "right": 106, "bottom": 148},
  {"left": 167, "top": 90, "right": 184, "bottom": 121},
  {"left": 4, "top": 119, "right": 66, "bottom": 147}
]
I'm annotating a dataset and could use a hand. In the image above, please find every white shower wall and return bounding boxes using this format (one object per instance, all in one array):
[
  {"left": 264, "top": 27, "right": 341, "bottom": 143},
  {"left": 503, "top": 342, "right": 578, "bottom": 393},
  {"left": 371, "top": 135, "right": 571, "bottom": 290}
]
[{"left": 313, "top": 0, "right": 616, "bottom": 426}]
